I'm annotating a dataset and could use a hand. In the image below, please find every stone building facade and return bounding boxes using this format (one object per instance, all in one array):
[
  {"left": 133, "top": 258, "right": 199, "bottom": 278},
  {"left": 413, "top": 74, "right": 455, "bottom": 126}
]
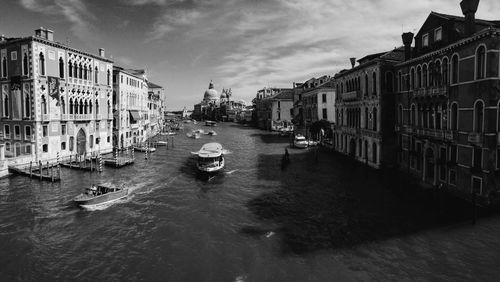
[
  {"left": 0, "top": 27, "right": 113, "bottom": 164},
  {"left": 333, "top": 49, "right": 404, "bottom": 169},
  {"left": 394, "top": 0, "right": 500, "bottom": 204}
]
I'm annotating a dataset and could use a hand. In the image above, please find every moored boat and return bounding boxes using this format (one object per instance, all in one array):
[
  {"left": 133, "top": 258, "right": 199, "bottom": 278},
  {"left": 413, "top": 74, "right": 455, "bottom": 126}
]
[
  {"left": 192, "top": 142, "right": 225, "bottom": 173},
  {"left": 293, "top": 135, "right": 308, "bottom": 149},
  {"left": 73, "top": 184, "right": 128, "bottom": 207},
  {"left": 154, "top": 140, "right": 168, "bottom": 146},
  {"left": 134, "top": 146, "right": 157, "bottom": 152},
  {"left": 160, "top": 131, "right": 176, "bottom": 136},
  {"left": 208, "top": 130, "right": 217, "bottom": 136},
  {"left": 187, "top": 132, "right": 201, "bottom": 139},
  {"left": 205, "top": 120, "right": 217, "bottom": 127}
]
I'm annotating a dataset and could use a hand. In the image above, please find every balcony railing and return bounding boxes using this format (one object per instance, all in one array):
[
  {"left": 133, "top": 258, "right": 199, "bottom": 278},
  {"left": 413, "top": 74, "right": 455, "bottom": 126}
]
[
  {"left": 61, "top": 114, "right": 74, "bottom": 121},
  {"left": 445, "top": 130, "right": 457, "bottom": 141},
  {"left": 341, "top": 90, "right": 359, "bottom": 101},
  {"left": 413, "top": 86, "right": 448, "bottom": 98},
  {"left": 467, "top": 132, "right": 483, "bottom": 145}
]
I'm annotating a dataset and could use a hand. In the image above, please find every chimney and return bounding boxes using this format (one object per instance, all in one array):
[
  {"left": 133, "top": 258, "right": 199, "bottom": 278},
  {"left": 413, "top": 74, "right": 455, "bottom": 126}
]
[
  {"left": 0, "top": 35, "right": 6, "bottom": 43},
  {"left": 99, "top": 48, "right": 105, "bottom": 57},
  {"left": 460, "top": 0, "right": 480, "bottom": 37},
  {"left": 350, "top": 57, "right": 356, "bottom": 68},
  {"left": 402, "top": 32, "right": 414, "bottom": 61},
  {"left": 35, "top": 27, "right": 45, "bottom": 38},
  {"left": 46, "top": 29, "right": 54, "bottom": 41}
]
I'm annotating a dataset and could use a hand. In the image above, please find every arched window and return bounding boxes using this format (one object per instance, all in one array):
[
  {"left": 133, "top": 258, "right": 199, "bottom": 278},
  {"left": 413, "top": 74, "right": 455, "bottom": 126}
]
[
  {"left": 451, "top": 54, "right": 459, "bottom": 84},
  {"left": 96, "top": 100, "right": 99, "bottom": 114},
  {"left": 79, "top": 99, "right": 83, "bottom": 114},
  {"left": 416, "top": 65, "right": 422, "bottom": 88},
  {"left": 373, "top": 107, "right": 377, "bottom": 131},
  {"left": 476, "top": 45, "right": 486, "bottom": 79},
  {"left": 73, "top": 62, "right": 78, "bottom": 78},
  {"left": 107, "top": 101, "right": 111, "bottom": 116},
  {"left": 410, "top": 68, "right": 415, "bottom": 89},
  {"left": 61, "top": 97, "right": 65, "bottom": 114},
  {"left": 422, "top": 64, "right": 428, "bottom": 88},
  {"left": 59, "top": 58, "right": 64, "bottom": 79},
  {"left": 364, "top": 107, "right": 368, "bottom": 129},
  {"left": 1, "top": 57, "right": 7, "bottom": 77},
  {"left": 79, "top": 64, "right": 83, "bottom": 79},
  {"left": 75, "top": 99, "right": 79, "bottom": 114},
  {"left": 83, "top": 65, "right": 88, "bottom": 80},
  {"left": 474, "top": 100, "right": 484, "bottom": 132},
  {"left": 41, "top": 95, "right": 47, "bottom": 114},
  {"left": 39, "top": 52, "right": 45, "bottom": 75},
  {"left": 107, "top": 69, "right": 111, "bottom": 86},
  {"left": 435, "top": 60, "right": 441, "bottom": 86},
  {"left": 95, "top": 66, "right": 99, "bottom": 83},
  {"left": 410, "top": 104, "right": 416, "bottom": 126},
  {"left": 84, "top": 100, "right": 88, "bottom": 114},
  {"left": 364, "top": 74, "right": 369, "bottom": 96},
  {"left": 25, "top": 91, "right": 30, "bottom": 117},
  {"left": 398, "top": 104, "right": 403, "bottom": 124},
  {"left": 89, "top": 101, "right": 93, "bottom": 114},
  {"left": 68, "top": 61, "right": 73, "bottom": 78},
  {"left": 4, "top": 95, "right": 9, "bottom": 117},
  {"left": 23, "top": 53, "right": 28, "bottom": 76},
  {"left": 69, "top": 98, "right": 73, "bottom": 114},
  {"left": 372, "top": 142, "right": 378, "bottom": 163},
  {"left": 372, "top": 72, "right": 377, "bottom": 95},
  {"left": 340, "top": 83, "right": 343, "bottom": 94},
  {"left": 450, "top": 102, "right": 458, "bottom": 130},
  {"left": 442, "top": 57, "right": 449, "bottom": 85}
]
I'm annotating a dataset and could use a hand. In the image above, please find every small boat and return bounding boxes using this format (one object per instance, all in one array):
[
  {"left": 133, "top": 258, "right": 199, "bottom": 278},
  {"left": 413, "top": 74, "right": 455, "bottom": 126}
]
[
  {"left": 74, "top": 183, "right": 128, "bottom": 207},
  {"left": 308, "top": 140, "right": 319, "bottom": 146},
  {"left": 154, "top": 140, "right": 168, "bottom": 146},
  {"left": 134, "top": 146, "right": 157, "bottom": 152},
  {"left": 293, "top": 135, "right": 308, "bottom": 149},
  {"left": 187, "top": 132, "right": 201, "bottom": 139},
  {"left": 205, "top": 120, "right": 217, "bottom": 127},
  {"left": 192, "top": 142, "right": 225, "bottom": 174},
  {"left": 208, "top": 130, "right": 217, "bottom": 136},
  {"left": 160, "top": 131, "right": 176, "bottom": 136},
  {"left": 194, "top": 129, "right": 206, "bottom": 134}
]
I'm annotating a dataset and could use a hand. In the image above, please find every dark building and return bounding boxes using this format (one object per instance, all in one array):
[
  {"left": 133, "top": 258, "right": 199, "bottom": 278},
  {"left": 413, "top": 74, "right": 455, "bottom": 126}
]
[{"left": 394, "top": 0, "right": 500, "bottom": 204}]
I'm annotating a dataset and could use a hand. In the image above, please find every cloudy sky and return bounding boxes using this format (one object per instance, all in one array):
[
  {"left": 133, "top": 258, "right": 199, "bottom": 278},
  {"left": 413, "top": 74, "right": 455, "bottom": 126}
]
[{"left": 1, "top": 0, "right": 500, "bottom": 110}]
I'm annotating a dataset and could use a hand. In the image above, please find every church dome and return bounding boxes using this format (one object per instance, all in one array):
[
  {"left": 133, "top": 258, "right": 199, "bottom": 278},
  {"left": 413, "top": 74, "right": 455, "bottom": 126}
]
[{"left": 203, "top": 81, "right": 219, "bottom": 102}]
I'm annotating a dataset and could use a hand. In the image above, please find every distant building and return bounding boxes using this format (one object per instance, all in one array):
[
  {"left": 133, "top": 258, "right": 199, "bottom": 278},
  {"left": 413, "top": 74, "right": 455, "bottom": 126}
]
[
  {"left": 394, "top": 0, "right": 500, "bottom": 204},
  {"left": 254, "top": 88, "right": 293, "bottom": 130},
  {"left": 0, "top": 27, "right": 113, "bottom": 165},
  {"left": 147, "top": 82, "right": 165, "bottom": 137},
  {"left": 333, "top": 48, "right": 404, "bottom": 169},
  {"left": 112, "top": 66, "right": 148, "bottom": 148}
]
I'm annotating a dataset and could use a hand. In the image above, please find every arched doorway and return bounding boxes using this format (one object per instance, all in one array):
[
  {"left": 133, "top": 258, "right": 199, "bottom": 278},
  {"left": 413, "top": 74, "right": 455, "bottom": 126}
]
[
  {"left": 372, "top": 142, "right": 378, "bottom": 164},
  {"left": 425, "top": 148, "right": 435, "bottom": 184},
  {"left": 76, "top": 128, "right": 86, "bottom": 155},
  {"left": 120, "top": 134, "right": 124, "bottom": 149},
  {"left": 349, "top": 138, "right": 356, "bottom": 157}
]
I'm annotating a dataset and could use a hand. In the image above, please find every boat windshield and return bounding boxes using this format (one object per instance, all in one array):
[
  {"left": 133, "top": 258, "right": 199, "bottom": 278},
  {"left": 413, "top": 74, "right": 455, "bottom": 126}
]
[{"left": 198, "top": 156, "right": 223, "bottom": 167}]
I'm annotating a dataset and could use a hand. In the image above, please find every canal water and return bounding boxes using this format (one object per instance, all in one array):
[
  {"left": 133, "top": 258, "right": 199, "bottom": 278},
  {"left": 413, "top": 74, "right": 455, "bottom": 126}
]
[{"left": 1, "top": 123, "right": 500, "bottom": 281}]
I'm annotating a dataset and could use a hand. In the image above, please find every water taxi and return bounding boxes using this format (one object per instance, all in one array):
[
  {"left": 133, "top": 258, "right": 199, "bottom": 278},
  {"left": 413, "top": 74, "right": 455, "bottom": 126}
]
[
  {"left": 293, "top": 135, "right": 309, "bottom": 149},
  {"left": 74, "top": 183, "right": 128, "bottom": 207},
  {"left": 192, "top": 142, "right": 225, "bottom": 173},
  {"left": 134, "top": 146, "right": 157, "bottom": 152},
  {"left": 187, "top": 132, "right": 201, "bottom": 139},
  {"left": 205, "top": 120, "right": 217, "bottom": 127}
]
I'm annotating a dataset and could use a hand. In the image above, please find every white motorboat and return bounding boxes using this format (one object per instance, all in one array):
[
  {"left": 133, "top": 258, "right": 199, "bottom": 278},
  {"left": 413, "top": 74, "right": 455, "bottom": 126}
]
[
  {"left": 208, "top": 130, "right": 217, "bottom": 136},
  {"left": 134, "top": 146, "right": 157, "bottom": 152},
  {"left": 160, "top": 131, "right": 176, "bottom": 136},
  {"left": 154, "top": 140, "right": 168, "bottom": 146},
  {"left": 74, "top": 183, "right": 128, "bottom": 207},
  {"left": 293, "top": 135, "right": 309, "bottom": 149},
  {"left": 205, "top": 120, "right": 217, "bottom": 127},
  {"left": 187, "top": 132, "right": 201, "bottom": 139},
  {"left": 192, "top": 142, "right": 225, "bottom": 173}
]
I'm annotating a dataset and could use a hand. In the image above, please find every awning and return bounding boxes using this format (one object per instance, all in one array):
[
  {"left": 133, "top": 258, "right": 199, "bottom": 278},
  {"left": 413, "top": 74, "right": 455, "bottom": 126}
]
[{"left": 129, "top": 110, "right": 140, "bottom": 121}]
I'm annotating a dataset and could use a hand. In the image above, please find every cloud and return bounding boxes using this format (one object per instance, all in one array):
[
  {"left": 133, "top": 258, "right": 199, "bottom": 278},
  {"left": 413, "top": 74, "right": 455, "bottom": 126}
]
[{"left": 19, "top": 0, "right": 96, "bottom": 43}]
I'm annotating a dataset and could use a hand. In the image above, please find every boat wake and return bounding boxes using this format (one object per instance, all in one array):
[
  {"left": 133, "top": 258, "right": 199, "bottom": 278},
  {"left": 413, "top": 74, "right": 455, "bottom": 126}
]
[
  {"left": 225, "top": 169, "right": 239, "bottom": 175},
  {"left": 80, "top": 195, "right": 132, "bottom": 211}
]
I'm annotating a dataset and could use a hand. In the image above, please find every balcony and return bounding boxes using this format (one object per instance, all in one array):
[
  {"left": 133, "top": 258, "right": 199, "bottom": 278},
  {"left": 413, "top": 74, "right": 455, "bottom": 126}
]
[
  {"left": 74, "top": 114, "right": 92, "bottom": 121},
  {"left": 413, "top": 86, "right": 448, "bottom": 98},
  {"left": 41, "top": 114, "right": 50, "bottom": 122},
  {"left": 467, "top": 132, "right": 483, "bottom": 145},
  {"left": 445, "top": 130, "right": 457, "bottom": 141},
  {"left": 341, "top": 90, "right": 359, "bottom": 101},
  {"left": 394, "top": 125, "right": 401, "bottom": 132},
  {"left": 61, "top": 114, "right": 74, "bottom": 121}
]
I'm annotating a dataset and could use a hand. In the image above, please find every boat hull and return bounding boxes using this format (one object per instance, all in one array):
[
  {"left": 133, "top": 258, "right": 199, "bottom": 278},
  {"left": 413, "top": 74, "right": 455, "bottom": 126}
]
[
  {"left": 74, "top": 188, "right": 128, "bottom": 206},
  {"left": 294, "top": 142, "right": 308, "bottom": 149}
]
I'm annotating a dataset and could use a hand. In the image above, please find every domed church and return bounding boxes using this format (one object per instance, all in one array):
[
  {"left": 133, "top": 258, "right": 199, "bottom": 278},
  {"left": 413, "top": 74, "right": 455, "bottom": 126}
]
[
  {"left": 193, "top": 81, "right": 243, "bottom": 121},
  {"left": 203, "top": 81, "right": 219, "bottom": 104}
]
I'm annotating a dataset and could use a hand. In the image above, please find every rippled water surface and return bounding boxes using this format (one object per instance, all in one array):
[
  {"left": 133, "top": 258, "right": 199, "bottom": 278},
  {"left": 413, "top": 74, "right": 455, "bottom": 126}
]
[{"left": 1, "top": 123, "right": 500, "bottom": 281}]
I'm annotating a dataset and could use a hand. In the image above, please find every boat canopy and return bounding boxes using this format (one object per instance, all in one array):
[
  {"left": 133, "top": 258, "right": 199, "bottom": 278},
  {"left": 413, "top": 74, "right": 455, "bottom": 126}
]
[{"left": 196, "top": 142, "right": 223, "bottom": 158}]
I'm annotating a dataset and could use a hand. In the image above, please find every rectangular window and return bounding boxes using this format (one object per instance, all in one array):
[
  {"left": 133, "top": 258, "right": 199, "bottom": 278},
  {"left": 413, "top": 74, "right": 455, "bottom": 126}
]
[
  {"left": 25, "top": 126, "right": 31, "bottom": 140},
  {"left": 473, "top": 147, "right": 482, "bottom": 169},
  {"left": 121, "top": 75, "right": 123, "bottom": 83},
  {"left": 89, "top": 135, "right": 94, "bottom": 148},
  {"left": 25, "top": 144, "right": 31, "bottom": 154},
  {"left": 61, "top": 124, "right": 66, "bottom": 135},
  {"left": 449, "top": 145, "right": 457, "bottom": 162},
  {"left": 42, "top": 144, "right": 48, "bottom": 152},
  {"left": 61, "top": 142, "right": 66, "bottom": 150},
  {"left": 11, "top": 51, "right": 17, "bottom": 60},
  {"left": 449, "top": 170, "right": 457, "bottom": 185},
  {"left": 42, "top": 125, "right": 48, "bottom": 137},
  {"left": 107, "top": 136, "right": 110, "bottom": 143},
  {"left": 322, "top": 94, "right": 327, "bottom": 103},
  {"left": 422, "top": 34, "right": 429, "bottom": 47},
  {"left": 14, "top": 125, "right": 20, "bottom": 139},
  {"left": 4, "top": 125, "right": 10, "bottom": 138},
  {"left": 69, "top": 136, "right": 74, "bottom": 151},
  {"left": 472, "top": 176, "right": 482, "bottom": 195},
  {"left": 322, "top": 108, "right": 328, "bottom": 119},
  {"left": 435, "top": 27, "right": 442, "bottom": 41}
]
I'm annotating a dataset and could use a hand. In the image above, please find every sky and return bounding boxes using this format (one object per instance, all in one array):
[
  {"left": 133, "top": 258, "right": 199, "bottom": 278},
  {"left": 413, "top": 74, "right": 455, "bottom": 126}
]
[{"left": 1, "top": 0, "right": 500, "bottom": 110}]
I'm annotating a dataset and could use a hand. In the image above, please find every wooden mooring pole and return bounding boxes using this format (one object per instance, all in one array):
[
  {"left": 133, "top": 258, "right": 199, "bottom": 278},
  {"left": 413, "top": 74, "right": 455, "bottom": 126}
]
[
  {"left": 39, "top": 161, "right": 42, "bottom": 180},
  {"left": 29, "top": 161, "right": 32, "bottom": 178}
]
